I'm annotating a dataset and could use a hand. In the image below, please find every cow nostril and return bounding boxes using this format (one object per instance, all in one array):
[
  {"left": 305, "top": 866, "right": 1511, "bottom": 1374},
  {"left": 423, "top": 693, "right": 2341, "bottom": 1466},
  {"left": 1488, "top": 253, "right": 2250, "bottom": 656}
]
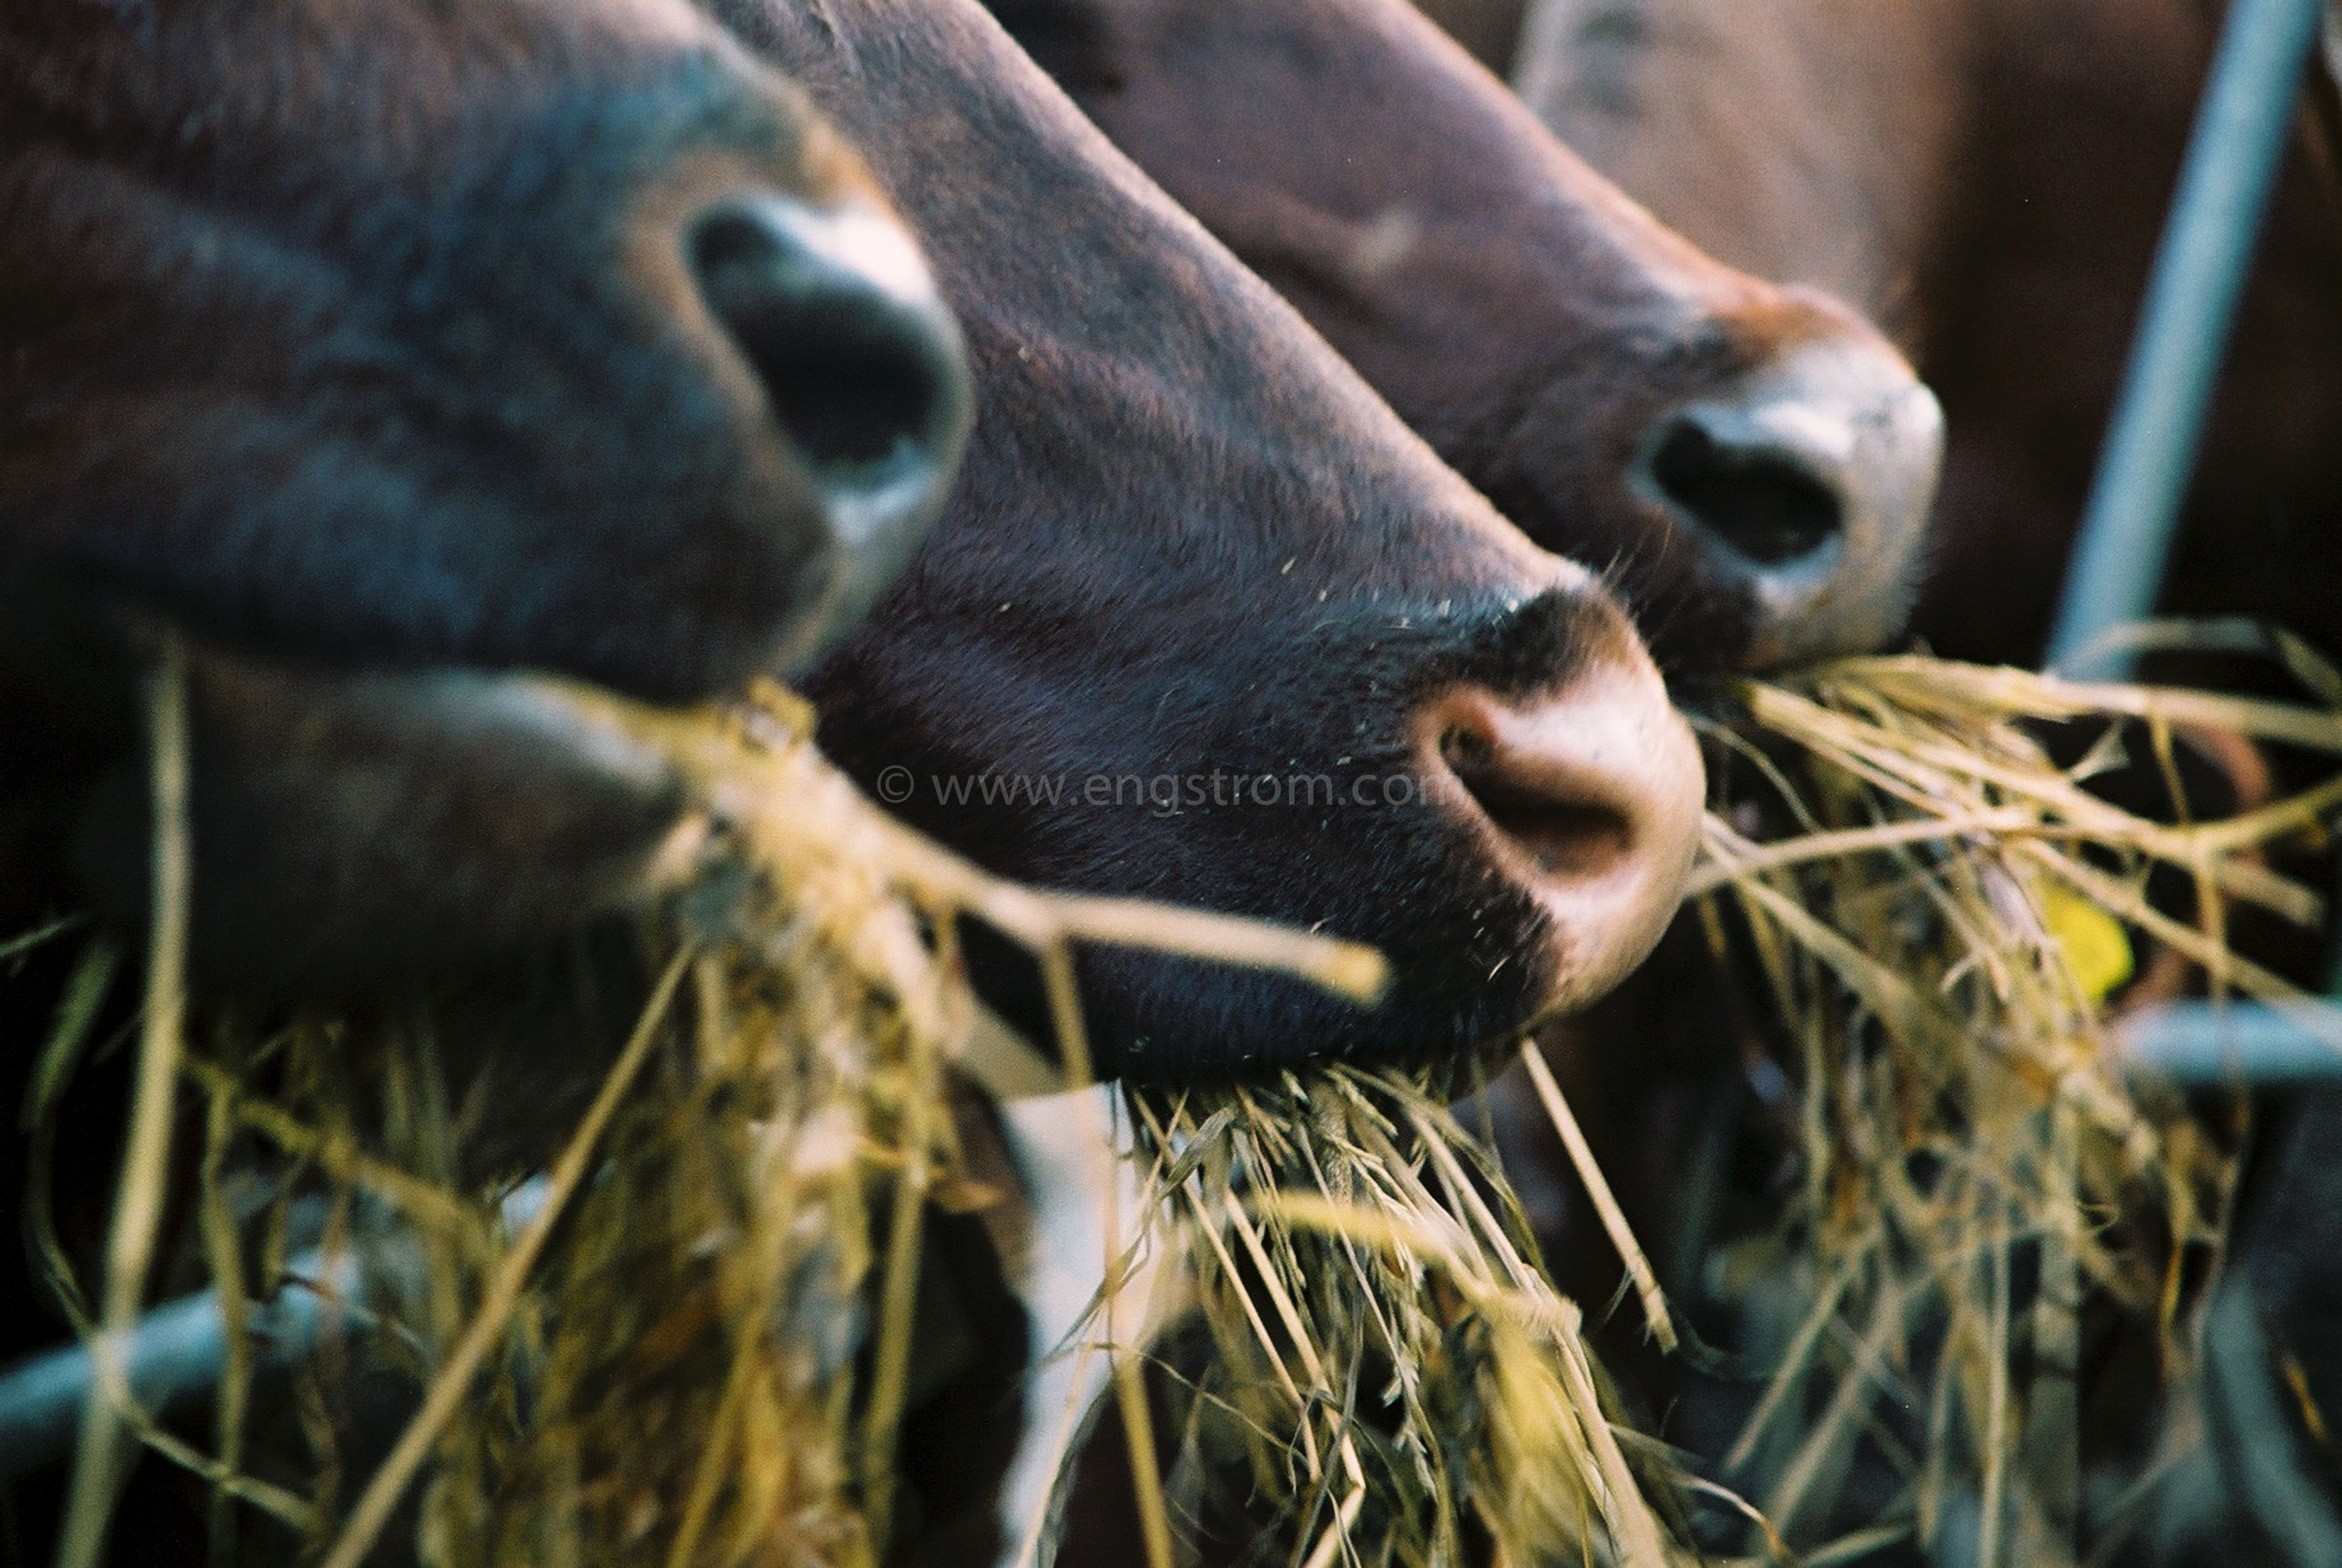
[
  {"left": 1422, "top": 672, "right": 1702, "bottom": 1014},
  {"left": 1462, "top": 772, "right": 1633, "bottom": 879},
  {"left": 688, "top": 200, "right": 963, "bottom": 491},
  {"left": 1439, "top": 725, "right": 1632, "bottom": 879},
  {"left": 1645, "top": 417, "right": 1844, "bottom": 568}
]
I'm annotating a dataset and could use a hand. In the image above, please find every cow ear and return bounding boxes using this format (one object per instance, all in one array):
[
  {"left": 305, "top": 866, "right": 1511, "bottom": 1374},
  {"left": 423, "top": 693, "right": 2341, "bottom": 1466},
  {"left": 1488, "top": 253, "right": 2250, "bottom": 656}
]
[{"left": 986, "top": 0, "right": 1130, "bottom": 95}]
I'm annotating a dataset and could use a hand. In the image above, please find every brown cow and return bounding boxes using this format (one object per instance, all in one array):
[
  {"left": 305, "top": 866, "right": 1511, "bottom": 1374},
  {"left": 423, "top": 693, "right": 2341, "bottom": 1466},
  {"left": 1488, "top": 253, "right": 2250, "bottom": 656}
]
[
  {"left": 704, "top": 0, "right": 1714, "bottom": 1551},
  {"left": 5, "top": 0, "right": 1711, "bottom": 1554},
  {"left": 1, "top": 0, "right": 973, "bottom": 1556},
  {"left": 986, "top": 0, "right": 1945, "bottom": 674},
  {"left": 1516, "top": 0, "right": 2342, "bottom": 670},
  {"left": 1510, "top": 5, "right": 2342, "bottom": 1559},
  {"left": 0, "top": 0, "right": 971, "bottom": 983}
]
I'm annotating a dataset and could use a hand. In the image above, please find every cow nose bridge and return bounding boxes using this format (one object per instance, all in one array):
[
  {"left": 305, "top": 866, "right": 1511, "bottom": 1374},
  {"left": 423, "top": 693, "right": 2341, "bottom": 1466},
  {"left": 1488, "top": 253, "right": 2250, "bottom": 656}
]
[
  {"left": 1631, "top": 331, "right": 1945, "bottom": 668},
  {"left": 1419, "top": 658, "right": 1703, "bottom": 1017},
  {"left": 685, "top": 195, "right": 971, "bottom": 651}
]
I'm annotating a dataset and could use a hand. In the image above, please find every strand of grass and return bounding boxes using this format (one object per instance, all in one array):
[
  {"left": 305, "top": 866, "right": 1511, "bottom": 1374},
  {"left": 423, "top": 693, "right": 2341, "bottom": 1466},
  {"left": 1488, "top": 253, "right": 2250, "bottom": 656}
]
[
  {"left": 1977, "top": 1200, "right": 2012, "bottom": 1568},
  {"left": 175, "top": 1058, "right": 475, "bottom": 1239},
  {"left": 660, "top": 1333, "right": 757, "bottom": 1568},
  {"left": 1839, "top": 658, "right": 2342, "bottom": 754},
  {"left": 1743, "top": 685, "right": 2247, "bottom": 881},
  {"left": 1223, "top": 1190, "right": 1335, "bottom": 1390},
  {"left": 1549, "top": 1310, "right": 1670, "bottom": 1568},
  {"left": 591, "top": 688, "right": 1391, "bottom": 1005},
  {"left": 2022, "top": 1104, "right": 2083, "bottom": 1566},
  {"left": 21, "top": 940, "right": 118, "bottom": 1139},
  {"left": 1688, "top": 809, "right": 2048, "bottom": 895},
  {"left": 1284, "top": 1100, "right": 1423, "bottom": 1430},
  {"left": 1213, "top": 1188, "right": 1376, "bottom": 1559},
  {"left": 1801, "top": 1521, "right": 1920, "bottom": 1566},
  {"left": 1396, "top": 1103, "right": 1542, "bottom": 1299},
  {"left": 1724, "top": 1265, "right": 1857, "bottom": 1473},
  {"left": 197, "top": 1086, "right": 251, "bottom": 1566},
  {"left": 1742, "top": 684, "right": 2319, "bottom": 920},
  {"left": 2018, "top": 841, "right": 2338, "bottom": 1043},
  {"left": 1295, "top": 1440, "right": 1368, "bottom": 1568},
  {"left": 1517, "top": 1045, "right": 1676, "bottom": 1353},
  {"left": 1039, "top": 941, "right": 1175, "bottom": 1568},
  {"left": 858, "top": 985, "right": 941, "bottom": 1561},
  {"left": 2187, "top": 768, "right": 2342, "bottom": 856},
  {"left": 1132, "top": 1097, "right": 1322, "bottom": 1477},
  {"left": 315, "top": 947, "right": 691, "bottom": 1568},
  {"left": 20, "top": 1060, "right": 312, "bottom": 1532},
  {"left": 1676, "top": 1472, "right": 1794, "bottom": 1564},
  {"left": 0, "top": 914, "right": 85, "bottom": 966},
  {"left": 1728, "top": 877, "right": 1965, "bottom": 1054},
  {"left": 1762, "top": 1274, "right": 1912, "bottom": 1539},
  {"left": 58, "top": 639, "right": 192, "bottom": 1568}
]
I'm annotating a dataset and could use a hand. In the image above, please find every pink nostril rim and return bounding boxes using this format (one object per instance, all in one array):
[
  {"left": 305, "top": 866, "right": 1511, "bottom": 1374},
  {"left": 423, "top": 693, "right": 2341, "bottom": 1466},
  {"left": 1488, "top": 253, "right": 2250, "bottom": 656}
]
[{"left": 1422, "top": 663, "right": 1705, "bottom": 1012}]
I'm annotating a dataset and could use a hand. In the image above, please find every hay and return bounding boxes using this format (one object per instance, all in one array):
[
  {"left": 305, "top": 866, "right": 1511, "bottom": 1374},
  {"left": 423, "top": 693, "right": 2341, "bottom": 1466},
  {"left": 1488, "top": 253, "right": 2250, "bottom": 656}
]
[
  {"left": 22, "top": 640, "right": 2339, "bottom": 1568},
  {"left": 1107, "top": 645, "right": 2342, "bottom": 1568},
  {"left": 25, "top": 665, "right": 1382, "bottom": 1568},
  {"left": 1675, "top": 650, "right": 2342, "bottom": 1562},
  {"left": 1128, "top": 1067, "right": 1688, "bottom": 1568}
]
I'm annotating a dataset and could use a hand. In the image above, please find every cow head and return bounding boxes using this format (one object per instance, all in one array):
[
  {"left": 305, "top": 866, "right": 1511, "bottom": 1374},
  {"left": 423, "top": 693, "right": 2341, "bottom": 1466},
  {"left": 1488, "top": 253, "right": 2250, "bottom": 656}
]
[
  {"left": 713, "top": 0, "right": 1707, "bottom": 1080},
  {"left": 0, "top": 0, "right": 971, "bottom": 976},
  {"left": 989, "top": 0, "right": 1945, "bottom": 673}
]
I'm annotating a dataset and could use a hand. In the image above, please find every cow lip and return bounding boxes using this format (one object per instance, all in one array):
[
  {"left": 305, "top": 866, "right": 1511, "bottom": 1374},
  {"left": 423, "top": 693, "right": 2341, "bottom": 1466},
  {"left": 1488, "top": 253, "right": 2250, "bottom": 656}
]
[{"left": 102, "top": 626, "right": 725, "bottom": 962}]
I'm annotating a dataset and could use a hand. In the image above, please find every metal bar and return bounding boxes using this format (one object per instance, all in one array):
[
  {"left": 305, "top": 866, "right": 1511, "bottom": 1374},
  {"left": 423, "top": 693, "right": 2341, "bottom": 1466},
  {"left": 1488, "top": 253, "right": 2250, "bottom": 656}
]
[
  {"left": 2043, "top": 0, "right": 2328, "bottom": 677},
  {"left": 0, "top": 1250, "right": 361, "bottom": 1484},
  {"left": 0, "top": 1179, "right": 545, "bottom": 1485},
  {"left": 2117, "top": 998, "right": 2342, "bottom": 1084}
]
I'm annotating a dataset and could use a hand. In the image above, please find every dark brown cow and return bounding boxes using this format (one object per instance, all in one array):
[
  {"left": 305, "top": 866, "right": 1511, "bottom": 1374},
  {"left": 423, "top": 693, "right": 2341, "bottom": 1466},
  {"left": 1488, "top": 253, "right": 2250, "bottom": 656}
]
[
  {"left": 717, "top": 0, "right": 1707, "bottom": 1087},
  {"left": 986, "top": 0, "right": 1945, "bottom": 675},
  {"left": 0, "top": 0, "right": 971, "bottom": 983},
  {"left": 4, "top": 0, "right": 1726, "bottom": 1559},
  {"left": 0, "top": 0, "right": 974, "bottom": 1557}
]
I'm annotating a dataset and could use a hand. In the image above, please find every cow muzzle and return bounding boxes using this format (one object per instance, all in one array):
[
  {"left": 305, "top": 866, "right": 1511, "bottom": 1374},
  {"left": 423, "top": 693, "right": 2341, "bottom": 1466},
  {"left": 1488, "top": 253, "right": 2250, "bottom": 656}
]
[
  {"left": 1417, "top": 651, "right": 1703, "bottom": 1020},
  {"left": 1632, "top": 330, "right": 1943, "bottom": 669}
]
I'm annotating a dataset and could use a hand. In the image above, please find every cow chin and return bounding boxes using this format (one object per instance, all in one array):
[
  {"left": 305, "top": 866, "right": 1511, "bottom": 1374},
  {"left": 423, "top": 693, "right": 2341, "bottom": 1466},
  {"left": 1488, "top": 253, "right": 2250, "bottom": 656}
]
[{"left": 67, "top": 638, "right": 709, "bottom": 992}]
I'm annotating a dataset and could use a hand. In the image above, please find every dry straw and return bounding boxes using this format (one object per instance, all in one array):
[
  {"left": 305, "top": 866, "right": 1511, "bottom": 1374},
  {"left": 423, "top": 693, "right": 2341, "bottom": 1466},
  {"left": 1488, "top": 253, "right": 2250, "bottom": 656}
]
[
  {"left": 1675, "top": 646, "right": 2342, "bottom": 1563},
  {"left": 1110, "top": 639, "right": 2340, "bottom": 1568},
  {"left": 27, "top": 661, "right": 1383, "bottom": 1568},
  {"left": 1127, "top": 1067, "right": 1688, "bottom": 1568},
  {"left": 24, "top": 634, "right": 2338, "bottom": 1568}
]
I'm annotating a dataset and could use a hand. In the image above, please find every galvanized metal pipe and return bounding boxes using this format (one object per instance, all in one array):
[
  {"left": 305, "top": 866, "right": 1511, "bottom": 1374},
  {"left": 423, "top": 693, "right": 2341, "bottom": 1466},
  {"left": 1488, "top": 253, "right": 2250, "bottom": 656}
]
[
  {"left": 2043, "top": 0, "right": 2329, "bottom": 676},
  {"left": 0, "top": 1179, "right": 546, "bottom": 1485},
  {"left": 2119, "top": 998, "right": 2342, "bottom": 1083}
]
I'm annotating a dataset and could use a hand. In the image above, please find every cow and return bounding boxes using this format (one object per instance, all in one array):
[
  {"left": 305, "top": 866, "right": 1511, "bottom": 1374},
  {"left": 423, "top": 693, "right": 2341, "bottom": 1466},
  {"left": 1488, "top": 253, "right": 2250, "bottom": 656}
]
[
  {"left": 1514, "top": 0, "right": 2342, "bottom": 673},
  {"left": 1505, "top": 5, "right": 2342, "bottom": 1560},
  {"left": 985, "top": 0, "right": 1945, "bottom": 675},
  {"left": 709, "top": 0, "right": 1721, "bottom": 1553},
  {"left": 0, "top": 0, "right": 972, "bottom": 985},
  {"left": 1, "top": 0, "right": 969, "bottom": 1555}
]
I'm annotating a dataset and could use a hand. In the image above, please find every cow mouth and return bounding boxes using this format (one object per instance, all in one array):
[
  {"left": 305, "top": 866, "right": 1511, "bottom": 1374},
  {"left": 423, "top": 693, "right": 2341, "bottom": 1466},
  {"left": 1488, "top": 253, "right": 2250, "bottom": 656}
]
[{"left": 65, "top": 631, "right": 718, "bottom": 987}]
